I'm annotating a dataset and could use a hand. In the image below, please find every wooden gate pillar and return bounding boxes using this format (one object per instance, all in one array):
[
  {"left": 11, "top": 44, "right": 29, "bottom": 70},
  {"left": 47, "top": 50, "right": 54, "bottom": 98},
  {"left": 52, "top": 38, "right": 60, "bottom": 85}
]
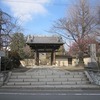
[
  {"left": 35, "top": 50, "right": 39, "bottom": 66},
  {"left": 51, "top": 50, "right": 55, "bottom": 65}
]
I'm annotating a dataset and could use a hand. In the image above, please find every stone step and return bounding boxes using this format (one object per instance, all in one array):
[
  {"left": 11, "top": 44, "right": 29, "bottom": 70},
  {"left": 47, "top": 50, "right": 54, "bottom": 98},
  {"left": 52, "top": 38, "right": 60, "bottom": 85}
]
[
  {"left": 53, "top": 78, "right": 68, "bottom": 82},
  {"left": 17, "top": 76, "right": 32, "bottom": 79},
  {"left": 6, "top": 80, "right": 90, "bottom": 86},
  {"left": 73, "top": 75, "right": 86, "bottom": 77},
  {"left": 10, "top": 76, "right": 18, "bottom": 79},
  {"left": 11, "top": 73, "right": 85, "bottom": 77},
  {"left": 26, "top": 73, "right": 53, "bottom": 75},
  {"left": 39, "top": 77, "right": 87, "bottom": 81},
  {"left": 76, "top": 81, "right": 90, "bottom": 85},
  {"left": 65, "top": 72, "right": 85, "bottom": 75},
  {"left": 39, "top": 78, "right": 53, "bottom": 82},
  {"left": 11, "top": 73, "right": 25, "bottom": 76},
  {"left": 10, "top": 77, "right": 87, "bottom": 81},
  {"left": 9, "top": 79, "right": 39, "bottom": 82},
  {"left": 46, "top": 82, "right": 62, "bottom": 85},
  {"left": 7, "top": 82, "right": 31, "bottom": 86},
  {"left": 46, "top": 75, "right": 60, "bottom": 78},
  {"left": 32, "top": 75, "right": 46, "bottom": 78},
  {"left": 62, "top": 81, "right": 90, "bottom": 85},
  {"left": 9, "top": 76, "right": 88, "bottom": 82},
  {"left": 67, "top": 77, "right": 88, "bottom": 81},
  {"left": 24, "top": 79, "right": 38, "bottom": 82},
  {"left": 31, "top": 82, "right": 46, "bottom": 85},
  {"left": 9, "top": 79, "right": 24, "bottom": 82},
  {"left": 11, "top": 72, "right": 85, "bottom": 76},
  {"left": 10, "top": 75, "right": 86, "bottom": 80},
  {"left": 2, "top": 84, "right": 100, "bottom": 89},
  {"left": 15, "top": 82, "right": 31, "bottom": 85},
  {"left": 8, "top": 78, "right": 89, "bottom": 83},
  {"left": 52, "top": 72, "right": 66, "bottom": 75},
  {"left": 59, "top": 75, "right": 85, "bottom": 78},
  {"left": 7, "top": 82, "right": 47, "bottom": 86}
]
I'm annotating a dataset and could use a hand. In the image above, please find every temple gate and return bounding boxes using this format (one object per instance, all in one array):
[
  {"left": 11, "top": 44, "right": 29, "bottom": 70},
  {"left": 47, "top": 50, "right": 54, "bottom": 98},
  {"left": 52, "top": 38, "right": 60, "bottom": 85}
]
[{"left": 26, "top": 36, "right": 63, "bottom": 66}]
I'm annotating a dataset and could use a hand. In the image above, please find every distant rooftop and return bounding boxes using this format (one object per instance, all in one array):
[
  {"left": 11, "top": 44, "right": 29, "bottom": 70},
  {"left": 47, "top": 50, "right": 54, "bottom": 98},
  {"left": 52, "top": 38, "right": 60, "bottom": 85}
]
[{"left": 26, "top": 35, "right": 63, "bottom": 44}]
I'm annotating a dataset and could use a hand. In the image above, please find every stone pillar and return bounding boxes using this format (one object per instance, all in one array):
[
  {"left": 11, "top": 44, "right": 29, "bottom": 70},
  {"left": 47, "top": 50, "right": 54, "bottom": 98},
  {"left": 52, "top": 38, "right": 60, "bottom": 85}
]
[
  {"left": 35, "top": 50, "right": 39, "bottom": 66},
  {"left": 88, "top": 44, "right": 98, "bottom": 69},
  {"left": 90, "top": 44, "right": 97, "bottom": 62}
]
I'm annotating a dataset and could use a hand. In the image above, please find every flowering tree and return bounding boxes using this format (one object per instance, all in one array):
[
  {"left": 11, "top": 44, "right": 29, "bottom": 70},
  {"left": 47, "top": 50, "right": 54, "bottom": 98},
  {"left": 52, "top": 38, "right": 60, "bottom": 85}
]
[{"left": 68, "top": 38, "right": 97, "bottom": 56}]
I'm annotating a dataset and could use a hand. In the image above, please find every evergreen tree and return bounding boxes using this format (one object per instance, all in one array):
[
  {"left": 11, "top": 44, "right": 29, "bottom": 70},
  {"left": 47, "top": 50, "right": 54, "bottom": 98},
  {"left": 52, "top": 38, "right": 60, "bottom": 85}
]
[{"left": 10, "top": 33, "right": 26, "bottom": 59}]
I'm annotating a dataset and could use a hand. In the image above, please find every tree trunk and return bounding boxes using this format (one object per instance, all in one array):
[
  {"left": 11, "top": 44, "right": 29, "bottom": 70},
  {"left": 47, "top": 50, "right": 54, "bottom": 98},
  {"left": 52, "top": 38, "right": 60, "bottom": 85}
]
[{"left": 78, "top": 51, "right": 84, "bottom": 66}]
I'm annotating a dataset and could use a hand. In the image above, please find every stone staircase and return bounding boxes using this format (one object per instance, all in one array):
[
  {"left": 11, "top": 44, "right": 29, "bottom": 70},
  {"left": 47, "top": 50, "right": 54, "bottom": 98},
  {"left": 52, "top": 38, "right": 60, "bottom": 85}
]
[{"left": 1, "top": 68, "right": 100, "bottom": 89}]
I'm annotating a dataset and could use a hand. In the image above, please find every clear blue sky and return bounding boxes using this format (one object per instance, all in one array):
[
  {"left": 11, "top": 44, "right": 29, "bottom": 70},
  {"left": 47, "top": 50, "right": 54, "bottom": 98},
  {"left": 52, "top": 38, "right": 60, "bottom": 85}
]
[{"left": 0, "top": 0, "right": 99, "bottom": 36}]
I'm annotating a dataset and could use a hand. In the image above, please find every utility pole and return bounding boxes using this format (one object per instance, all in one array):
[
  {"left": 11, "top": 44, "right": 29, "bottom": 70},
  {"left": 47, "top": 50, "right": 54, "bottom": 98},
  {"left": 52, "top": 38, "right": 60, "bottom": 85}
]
[
  {"left": 0, "top": 10, "right": 3, "bottom": 72},
  {"left": 0, "top": 25, "right": 1, "bottom": 50},
  {"left": 0, "top": 29, "right": 1, "bottom": 72},
  {"left": 0, "top": 11, "right": 2, "bottom": 50}
]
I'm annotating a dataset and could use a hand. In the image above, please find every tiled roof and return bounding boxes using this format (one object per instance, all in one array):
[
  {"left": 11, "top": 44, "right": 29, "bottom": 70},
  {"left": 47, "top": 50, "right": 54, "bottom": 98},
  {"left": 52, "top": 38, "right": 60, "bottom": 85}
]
[{"left": 26, "top": 36, "right": 63, "bottom": 44}]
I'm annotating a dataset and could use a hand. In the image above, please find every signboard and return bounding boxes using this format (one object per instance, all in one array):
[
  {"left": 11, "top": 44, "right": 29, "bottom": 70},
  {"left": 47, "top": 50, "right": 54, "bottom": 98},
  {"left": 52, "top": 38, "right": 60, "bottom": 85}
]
[{"left": 0, "top": 51, "right": 5, "bottom": 57}]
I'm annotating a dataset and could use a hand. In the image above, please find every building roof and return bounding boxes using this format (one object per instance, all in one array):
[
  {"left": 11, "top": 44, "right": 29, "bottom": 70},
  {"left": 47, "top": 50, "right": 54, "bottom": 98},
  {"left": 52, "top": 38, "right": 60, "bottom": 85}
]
[{"left": 26, "top": 35, "right": 63, "bottom": 44}]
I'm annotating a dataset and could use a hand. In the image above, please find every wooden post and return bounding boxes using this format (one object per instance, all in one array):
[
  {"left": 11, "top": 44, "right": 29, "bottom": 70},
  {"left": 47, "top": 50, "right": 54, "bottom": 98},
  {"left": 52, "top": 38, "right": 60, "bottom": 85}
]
[
  {"left": 35, "top": 50, "right": 39, "bottom": 66},
  {"left": 0, "top": 56, "right": 1, "bottom": 72},
  {"left": 51, "top": 50, "right": 55, "bottom": 65},
  {"left": 34, "top": 50, "right": 36, "bottom": 65},
  {"left": 36, "top": 51, "right": 39, "bottom": 66},
  {"left": 53, "top": 51, "right": 55, "bottom": 65},
  {"left": 51, "top": 51, "right": 53, "bottom": 65}
]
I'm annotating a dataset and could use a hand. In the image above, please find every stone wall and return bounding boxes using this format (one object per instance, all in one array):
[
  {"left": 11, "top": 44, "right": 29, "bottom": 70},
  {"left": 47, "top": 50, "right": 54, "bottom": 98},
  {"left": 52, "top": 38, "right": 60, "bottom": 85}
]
[
  {"left": 20, "top": 57, "right": 97, "bottom": 67},
  {"left": 20, "top": 59, "right": 35, "bottom": 67},
  {"left": 56, "top": 59, "right": 68, "bottom": 67},
  {"left": 56, "top": 57, "right": 96, "bottom": 67}
]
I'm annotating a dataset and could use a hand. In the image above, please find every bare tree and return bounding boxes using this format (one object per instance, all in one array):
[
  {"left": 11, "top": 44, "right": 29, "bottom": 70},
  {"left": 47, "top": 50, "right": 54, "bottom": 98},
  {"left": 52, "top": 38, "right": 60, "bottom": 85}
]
[
  {"left": 0, "top": 9, "right": 10, "bottom": 50},
  {"left": 95, "top": 6, "right": 100, "bottom": 35},
  {"left": 51, "top": 0, "right": 98, "bottom": 66},
  {"left": 0, "top": 9, "right": 21, "bottom": 51}
]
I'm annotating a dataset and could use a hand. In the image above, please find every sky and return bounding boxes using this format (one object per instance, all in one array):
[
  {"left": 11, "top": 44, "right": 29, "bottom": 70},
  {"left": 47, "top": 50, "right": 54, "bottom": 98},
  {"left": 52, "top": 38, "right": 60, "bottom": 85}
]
[
  {"left": 0, "top": 0, "right": 70, "bottom": 36},
  {"left": 0, "top": 0, "right": 99, "bottom": 51},
  {"left": 0, "top": 0, "right": 99, "bottom": 36}
]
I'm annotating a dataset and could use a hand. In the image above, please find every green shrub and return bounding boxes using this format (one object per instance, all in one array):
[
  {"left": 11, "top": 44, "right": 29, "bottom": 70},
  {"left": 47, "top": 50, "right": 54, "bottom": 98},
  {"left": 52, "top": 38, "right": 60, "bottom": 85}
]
[
  {"left": 1, "top": 57, "right": 13, "bottom": 71},
  {"left": 8, "top": 51, "right": 21, "bottom": 68},
  {"left": 1, "top": 51, "right": 21, "bottom": 71}
]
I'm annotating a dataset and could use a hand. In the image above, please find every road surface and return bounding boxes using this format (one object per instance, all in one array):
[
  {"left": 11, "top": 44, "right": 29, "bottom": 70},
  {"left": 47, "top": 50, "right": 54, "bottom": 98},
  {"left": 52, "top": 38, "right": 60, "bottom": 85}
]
[{"left": 0, "top": 89, "right": 100, "bottom": 100}]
